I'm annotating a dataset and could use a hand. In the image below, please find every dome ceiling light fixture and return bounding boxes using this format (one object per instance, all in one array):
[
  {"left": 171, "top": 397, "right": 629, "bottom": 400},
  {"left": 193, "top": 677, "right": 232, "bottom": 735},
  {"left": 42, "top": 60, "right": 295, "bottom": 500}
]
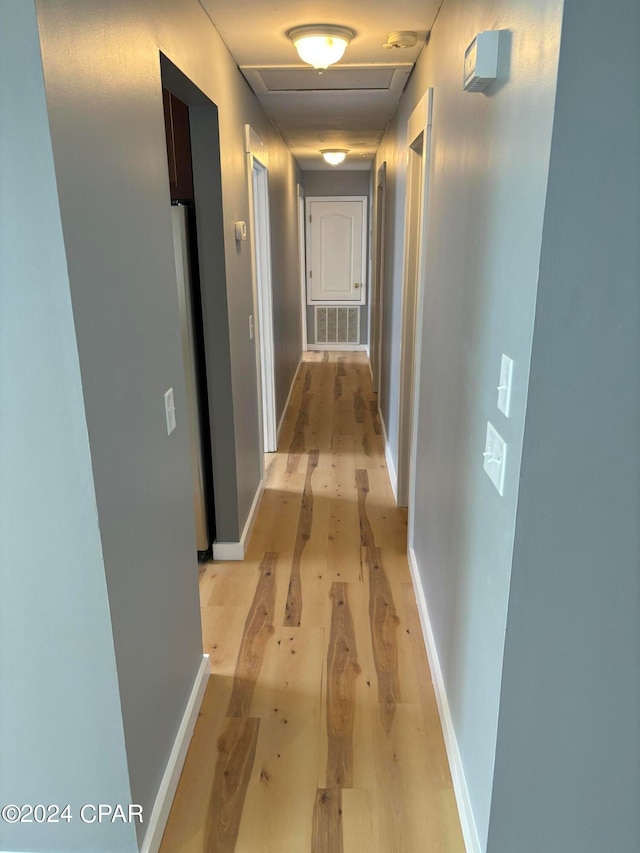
[
  {"left": 287, "top": 25, "right": 356, "bottom": 70},
  {"left": 321, "top": 149, "right": 349, "bottom": 166}
]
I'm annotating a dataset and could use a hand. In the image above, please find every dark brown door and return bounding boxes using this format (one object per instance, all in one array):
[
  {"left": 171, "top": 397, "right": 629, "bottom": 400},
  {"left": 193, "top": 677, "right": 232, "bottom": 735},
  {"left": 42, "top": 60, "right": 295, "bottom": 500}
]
[{"left": 163, "top": 89, "right": 194, "bottom": 202}]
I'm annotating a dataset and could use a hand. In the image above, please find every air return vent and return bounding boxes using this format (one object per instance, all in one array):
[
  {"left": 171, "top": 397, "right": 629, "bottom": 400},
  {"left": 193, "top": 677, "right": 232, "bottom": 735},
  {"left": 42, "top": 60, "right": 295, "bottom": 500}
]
[{"left": 315, "top": 306, "right": 360, "bottom": 345}]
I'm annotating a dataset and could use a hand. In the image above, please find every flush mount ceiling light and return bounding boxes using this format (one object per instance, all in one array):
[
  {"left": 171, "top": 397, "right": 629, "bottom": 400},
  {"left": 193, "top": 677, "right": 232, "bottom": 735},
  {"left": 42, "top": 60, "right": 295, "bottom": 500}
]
[
  {"left": 321, "top": 149, "right": 349, "bottom": 166},
  {"left": 287, "top": 25, "right": 355, "bottom": 70}
]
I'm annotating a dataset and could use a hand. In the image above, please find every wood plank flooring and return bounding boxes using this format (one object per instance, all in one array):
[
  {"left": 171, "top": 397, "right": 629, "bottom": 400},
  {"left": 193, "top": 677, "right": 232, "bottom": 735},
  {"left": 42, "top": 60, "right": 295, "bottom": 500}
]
[{"left": 160, "top": 352, "right": 465, "bottom": 853}]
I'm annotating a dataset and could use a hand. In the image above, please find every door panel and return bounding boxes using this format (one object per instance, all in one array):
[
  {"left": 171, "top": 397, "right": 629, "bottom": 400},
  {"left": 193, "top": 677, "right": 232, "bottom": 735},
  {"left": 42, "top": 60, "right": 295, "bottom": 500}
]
[
  {"left": 162, "top": 89, "right": 194, "bottom": 202},
  {"left": 308, "top": 198, "right": 366, "bottom": 303}
]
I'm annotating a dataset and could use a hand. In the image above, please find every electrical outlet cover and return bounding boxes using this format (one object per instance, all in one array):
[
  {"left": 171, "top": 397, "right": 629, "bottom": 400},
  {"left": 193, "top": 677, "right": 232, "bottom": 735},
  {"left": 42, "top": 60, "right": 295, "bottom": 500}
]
[
  {"left": 164, "top": 388, "right": 176, "bottom": 435},
  {"left": 497, "top": 354, "right": 513, "bottom": 417}
]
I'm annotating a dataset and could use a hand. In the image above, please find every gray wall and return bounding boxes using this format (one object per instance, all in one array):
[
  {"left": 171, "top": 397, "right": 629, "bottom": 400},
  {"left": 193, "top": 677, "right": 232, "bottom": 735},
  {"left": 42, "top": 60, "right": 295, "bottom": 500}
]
[
  {"left": 271, "top": 147, "right": 305, "bottom": 416},
  {"left": 302, "top": 169, "right": 371, "bottom": 197},
  {"left": 373, "top": 0, "right": 564, "bottom": 846},
  {"left": 487, "top": 0, "right": 640, "bottom": 849},
  {"left": 0, "top": 3, "right": 135, "bottom": 851},
  {"left": 303, "top": 171, "right": 371, "bottom": 345},
  {"left": 21, "top": 0, "right": 302, "bottom": 843}
]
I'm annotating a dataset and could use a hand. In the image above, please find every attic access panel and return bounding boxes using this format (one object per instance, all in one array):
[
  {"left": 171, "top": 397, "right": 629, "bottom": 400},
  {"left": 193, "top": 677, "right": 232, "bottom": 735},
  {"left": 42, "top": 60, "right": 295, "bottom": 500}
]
[
  {"left": 255, "top": 66, "right": 395, "bottom": 91},
  {"left": 241, "top": 64, "right": 411, "bottom": 95}
]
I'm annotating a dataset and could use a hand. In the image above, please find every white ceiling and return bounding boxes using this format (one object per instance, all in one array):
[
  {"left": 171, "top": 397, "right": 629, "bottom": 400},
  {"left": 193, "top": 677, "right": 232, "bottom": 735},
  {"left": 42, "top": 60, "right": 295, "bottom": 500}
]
[{"left": 198, "top": 0, "right": 442, "bottom": 170}]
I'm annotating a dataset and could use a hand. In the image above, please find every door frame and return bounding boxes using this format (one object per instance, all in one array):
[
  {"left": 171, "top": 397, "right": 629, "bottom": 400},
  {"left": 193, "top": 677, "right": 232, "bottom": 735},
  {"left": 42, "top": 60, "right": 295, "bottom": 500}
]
[
  {"left": 297, "top": 183, "right": 307, "bottom": 352},
  {"left": 245, "top": 125, "right": 277, "bottom": 456},
  {"left": 397, "top": 89, "right": 434, "bottom": 509},
  {"left": 305, "top": 195, "right": 368, "bottom": 306},
  {"left": 370, "top": 162, "right": 387, "bottom": 394}
]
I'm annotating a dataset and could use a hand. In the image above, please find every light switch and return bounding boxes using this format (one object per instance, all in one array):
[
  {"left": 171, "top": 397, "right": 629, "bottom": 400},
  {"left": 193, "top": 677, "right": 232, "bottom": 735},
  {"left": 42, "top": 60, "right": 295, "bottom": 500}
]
[
  {"left": 497, "top": 354, "right": 513, "bottom": 417},
  {"left": 249, "top": 314, "right": 254, "bottom": 341},
  {"left": 483, "top": 421, "right": 506, "bottom": 496},
  {"left": 164, "top": 388, "right": 176, "bottom": 435}
]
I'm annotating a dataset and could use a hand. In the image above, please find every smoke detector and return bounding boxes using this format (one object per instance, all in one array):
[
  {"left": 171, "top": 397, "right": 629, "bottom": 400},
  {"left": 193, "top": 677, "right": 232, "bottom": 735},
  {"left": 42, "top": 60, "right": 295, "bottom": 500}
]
[{"left": 383, "top": 31, "right": 418, "bottom": 50}]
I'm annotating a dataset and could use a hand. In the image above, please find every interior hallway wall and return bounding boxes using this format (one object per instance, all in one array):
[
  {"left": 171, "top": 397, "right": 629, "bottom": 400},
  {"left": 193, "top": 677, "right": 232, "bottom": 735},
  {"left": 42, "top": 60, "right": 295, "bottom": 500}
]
[
  {"left": 487, "top": 0, "right": 640, "bottom": 848},
  {"left": 301, "top": 169, "right": 371, "bottom": 197},
  {"left": 373, "top": 0, "right": 564, "bottom": 846},
  {"left": 0, "top": 3, "right": 135, "bottom": 851},
  {"left": 29, "top": 0, "right": 302, "bottom": 841},
  {"left": 269, "top": 143, "right": 304, "bottom": 419}
]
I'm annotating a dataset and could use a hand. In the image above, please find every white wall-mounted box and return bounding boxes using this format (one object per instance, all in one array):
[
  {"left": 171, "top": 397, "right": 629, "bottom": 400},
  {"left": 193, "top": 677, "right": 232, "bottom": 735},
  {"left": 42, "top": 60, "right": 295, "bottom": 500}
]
[{"left": 463, "top": 31, "right": 501, "bottom": 92}]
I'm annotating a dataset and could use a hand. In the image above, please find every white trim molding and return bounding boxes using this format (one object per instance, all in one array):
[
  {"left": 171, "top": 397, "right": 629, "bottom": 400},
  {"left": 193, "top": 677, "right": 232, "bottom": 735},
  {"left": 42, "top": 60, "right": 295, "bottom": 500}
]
[
  {"left": 246, "top": 124, "right": 277, "bottom": 457},
  {"left": 407, "top": 548, "right": 482, "bottom": 853},
  {"left": 140, "top": 655, "right": 210, "bottom": 853},
  {"left": 212, "top": 478, "right": 264, "bottom": 561},
  {"left": 407, "top": 87, "right": 435, "bottom": 547},
  {"left": 297, "top": 184, "right": 307, "bottom": 352},
  {"left": 244, "top": 123, "right": 268, "bottom": 167},
  {"left": 379, "top": 410, "right": 398, "bottom": 503},
  {"left": 397, "top": 87, "right": 434, "bottom": 508},
  {"left": 211, "top": 540, "right": 245, "bottom": 561}
]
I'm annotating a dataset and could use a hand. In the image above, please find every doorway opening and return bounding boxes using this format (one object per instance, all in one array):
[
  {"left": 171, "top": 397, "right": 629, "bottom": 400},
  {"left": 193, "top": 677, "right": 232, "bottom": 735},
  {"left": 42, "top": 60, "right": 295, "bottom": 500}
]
[
  {"left": 305, "top": 195, "right": 368, "bottom": 350},
  {"left": 161, "top": 55, "right": 240, "bottom": 554},
  {"left": 162, "top": 86, "right": 215, "bottom": 559},
  {"left": 398, "top": 89, "right": 434, "bottom": 509}
]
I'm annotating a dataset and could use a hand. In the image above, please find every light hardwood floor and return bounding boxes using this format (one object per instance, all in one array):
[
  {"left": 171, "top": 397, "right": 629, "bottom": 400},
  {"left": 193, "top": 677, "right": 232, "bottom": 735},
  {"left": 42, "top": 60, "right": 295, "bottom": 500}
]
[{"left": 160, "top": 352, "right": 464, "bottom": 853}]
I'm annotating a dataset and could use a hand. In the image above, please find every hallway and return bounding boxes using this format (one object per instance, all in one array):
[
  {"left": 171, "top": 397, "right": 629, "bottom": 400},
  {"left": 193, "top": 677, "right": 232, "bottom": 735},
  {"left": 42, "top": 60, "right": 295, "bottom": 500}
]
[{"left": 160, "top": 352, "right": 464, "bottom": 851}]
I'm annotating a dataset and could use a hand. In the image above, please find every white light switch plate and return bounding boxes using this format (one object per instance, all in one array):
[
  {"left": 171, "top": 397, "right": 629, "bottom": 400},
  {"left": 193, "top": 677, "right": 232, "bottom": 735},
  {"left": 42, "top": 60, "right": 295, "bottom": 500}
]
[
  {"left": 249, "top": 314, "right": 254, "bottom": 341},
  {"left": 497, "top": 354, "right": 513, "bottom": 417},
  {"left": 483, "top": 421, "right": 506, "bottom": 496},
  {"left": 164, "top": 388, "right": 176, "bottom": 435}
]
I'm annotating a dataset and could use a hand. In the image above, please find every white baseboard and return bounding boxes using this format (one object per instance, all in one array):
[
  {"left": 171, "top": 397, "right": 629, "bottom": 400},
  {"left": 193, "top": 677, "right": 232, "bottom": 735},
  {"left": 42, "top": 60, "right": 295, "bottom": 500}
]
[
  {"left": 211, "top": 540, "right": 244, "bottom": 561},
  {"left": 306, "top": 343, "right": 368, "bottom": 352},
  {"left": 212, "top": 478, "right": 264, "bottom": 561},
  {"left": 140, "top": 654, "right": 210, "bottom": 853},
  {"left": 379, "top": 411, "right": 398, "bottom": 504},
  {"left": 277, "top": 360, "right": 303, "bottom": 444},
  {"left": 407, "top": 547, "right": 481, "bottom": 853}
]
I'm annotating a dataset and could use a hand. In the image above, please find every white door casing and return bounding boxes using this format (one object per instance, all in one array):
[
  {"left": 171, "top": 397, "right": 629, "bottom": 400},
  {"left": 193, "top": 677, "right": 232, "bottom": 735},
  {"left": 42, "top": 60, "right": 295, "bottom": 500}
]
[
  {"left": 245, "top": 124, "right": 277, "bottom": 458},
  {"left": 306, "top": 197, "right": 367, "bottom": 305},
  {"left": 371, "top": 163, "right": 387, "bottom": 395},
  {"left": 398, "top": 89, "right": 434, "bottom": 513},
  {"left": 403, "top": 90, "right": 434, "bottom": 527},
  {"left": 297, "top": 184, "right": 307, "bottom": 351}
]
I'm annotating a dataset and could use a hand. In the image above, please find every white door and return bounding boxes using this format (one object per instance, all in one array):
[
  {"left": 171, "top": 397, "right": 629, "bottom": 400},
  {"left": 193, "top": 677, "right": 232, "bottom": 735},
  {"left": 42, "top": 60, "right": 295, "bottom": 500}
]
[{"left": 307, "top": 197, "right": 366, "bottom": 304}]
